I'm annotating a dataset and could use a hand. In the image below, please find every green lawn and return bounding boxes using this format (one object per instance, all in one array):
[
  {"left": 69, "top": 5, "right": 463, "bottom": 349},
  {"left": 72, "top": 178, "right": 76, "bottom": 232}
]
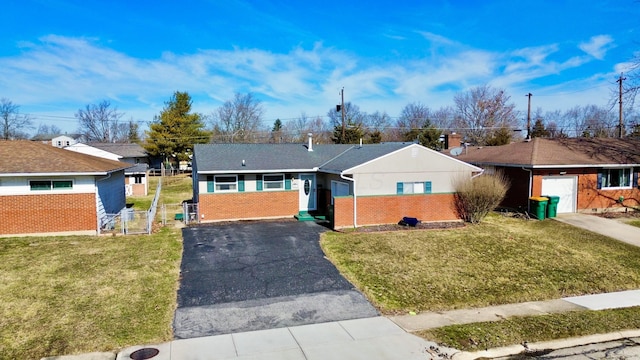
[
  {"left": 321, "top": 213, "right": 640, "bottom": 350},
  {"left": 0, "top": 228, "right": 182, "bottom": 360},
  {"left": 0, "top": 175, "right": 192, "bottom": 360},
  {"left": 419, "top": 306, "right": 640, "bottom": 351},
  {"left": 321, "top": 214, "right": 640, "bottom": 313}
]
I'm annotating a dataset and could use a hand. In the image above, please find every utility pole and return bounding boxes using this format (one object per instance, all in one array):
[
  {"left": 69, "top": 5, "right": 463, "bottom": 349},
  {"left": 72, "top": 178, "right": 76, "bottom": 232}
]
[
  {"left": 526, "top": 93, "right": 532, "bottom": 139},
  {"left": 617, "top": 73, "right": 626, "bottom": 138},
  {"left": 340, "top": 88, "right": 345, "bottom": 143}
]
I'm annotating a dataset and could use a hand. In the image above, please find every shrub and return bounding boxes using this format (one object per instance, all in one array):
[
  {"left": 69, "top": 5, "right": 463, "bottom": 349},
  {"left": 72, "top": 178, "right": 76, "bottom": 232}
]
[{"left": 454, "top": 172, "right": 509, "bottom": 224}]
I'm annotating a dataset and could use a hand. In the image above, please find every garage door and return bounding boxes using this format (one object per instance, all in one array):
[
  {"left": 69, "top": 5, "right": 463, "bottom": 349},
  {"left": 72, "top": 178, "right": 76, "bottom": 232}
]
[{"left": 541, "top": 176, "right": 577, "bottom": 213}]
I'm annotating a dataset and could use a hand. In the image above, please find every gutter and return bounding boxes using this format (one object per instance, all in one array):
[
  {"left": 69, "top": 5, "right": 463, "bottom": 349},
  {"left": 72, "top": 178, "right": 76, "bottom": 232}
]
[{"left": 340, "top": 173, "right": 357, "bottom": 228}]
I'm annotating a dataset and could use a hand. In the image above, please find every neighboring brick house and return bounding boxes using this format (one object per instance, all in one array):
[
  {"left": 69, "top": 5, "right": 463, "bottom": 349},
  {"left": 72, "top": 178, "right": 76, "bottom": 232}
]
[
  {"left": 0, "top": 141, "right": 129, "bottom": 236},
  {"left": 452, "top": 137, "right": 640, "bottom": 213},
  {"left": 192, "top": 136, "right": 481, "bottom": 229},
  {"left": 65, "top": 142, "right": 150, "bottom": 196}
]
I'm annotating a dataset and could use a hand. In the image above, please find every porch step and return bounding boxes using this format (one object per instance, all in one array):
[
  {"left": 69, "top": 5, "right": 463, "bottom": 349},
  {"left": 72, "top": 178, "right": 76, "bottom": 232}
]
[{"left": 294, "top": 211, "right": 316, "bottom": 221}]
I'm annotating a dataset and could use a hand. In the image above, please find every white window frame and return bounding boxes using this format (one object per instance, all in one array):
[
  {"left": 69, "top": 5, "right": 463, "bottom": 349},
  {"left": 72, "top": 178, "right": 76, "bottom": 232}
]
[
  {"left": 402, "top": 181, "right": 425, "bottom": 194},
  {"left": 602, "top": 168, "right": 632, "bottom": 189},
  {"left": 263, "top": 173, "right": 284, "bottom": 191},
  {"left": 214, "top": 175, "right": 238, "bottom": 192},
  {"left": 29, "top": 179, "right": 74, "bottom": 191}
]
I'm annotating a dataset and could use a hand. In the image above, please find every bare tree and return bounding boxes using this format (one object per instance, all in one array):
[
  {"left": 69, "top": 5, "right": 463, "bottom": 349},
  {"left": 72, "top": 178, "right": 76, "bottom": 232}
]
[
  {"left": 0, "top": 98, "right": 33, "bottom": 140},
  {"left": 211, "top": 93, "right": 265, "bottom": 143},
  {"left": 562, "top": 105, "right": 616, "bottom": 138},
  {"left": 453, "top": 85, "right": 519, "bottom": 145},
  {"left": 35, "top": 123, "right": 62, "bottom": 136},
  {"left": 75, "top": 100, "right": 126, "bottom": 142},
  {"left": 283, "top": 113, "right": 331, "bottom": 144},
  {"left": 395, "top": 102, "right": 432, "bottom": 141}
]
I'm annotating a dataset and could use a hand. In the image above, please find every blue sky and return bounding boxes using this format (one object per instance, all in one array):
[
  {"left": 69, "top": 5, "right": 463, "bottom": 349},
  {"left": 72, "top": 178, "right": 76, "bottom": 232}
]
[{"left": 1, "top": 0, "right": 639, "bottom": 134}]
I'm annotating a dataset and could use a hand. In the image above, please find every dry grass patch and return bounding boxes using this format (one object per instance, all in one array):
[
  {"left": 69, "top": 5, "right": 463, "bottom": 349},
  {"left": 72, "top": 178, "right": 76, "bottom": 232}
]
[
  {"left": 0, "top": 224, "right": 182, "bottom": 360},
  {"left": 419, "top": 307, "right": 640, "bottom": 351},
  {"left": 321, "top": 214, "right": 640, "bottom": 314}
]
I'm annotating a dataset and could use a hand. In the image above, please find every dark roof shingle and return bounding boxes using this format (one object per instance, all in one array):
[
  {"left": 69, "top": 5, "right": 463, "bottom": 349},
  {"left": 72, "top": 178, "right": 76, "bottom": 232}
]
[{"left": 193, "top": 142, "right": 413, "bottom": 173}]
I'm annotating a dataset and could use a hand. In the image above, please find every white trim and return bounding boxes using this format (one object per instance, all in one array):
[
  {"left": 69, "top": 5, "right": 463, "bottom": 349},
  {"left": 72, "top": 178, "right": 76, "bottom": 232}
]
[
  {"left": 263, "top": 173, "right": 285, "bottom": 191},
  {"left": 214, "top": 175, "right": 238, "bottom": 193},
  {"left": 343, "top": 143, "right": 482, "bottom": 174},
  {"left": 199, "top": 168, "right": 315, "bottom": 175},
  {"left": 29, "top": 178, "right": 74, "bottom": 192},
  {"left": 601, "top": 167, "right": 634, "bottom": 190}
]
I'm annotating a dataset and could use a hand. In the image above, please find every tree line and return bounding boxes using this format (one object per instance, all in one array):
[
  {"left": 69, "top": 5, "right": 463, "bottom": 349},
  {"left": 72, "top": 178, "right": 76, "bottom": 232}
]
[{"left": 2, "top": 82, "right": 640, "bottom": 164}]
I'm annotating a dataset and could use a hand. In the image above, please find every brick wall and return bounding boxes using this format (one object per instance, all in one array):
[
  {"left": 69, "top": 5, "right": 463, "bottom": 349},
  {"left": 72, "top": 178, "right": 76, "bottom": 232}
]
[
  {"left": 576, "top": 172, "right": 640, "bottom": 211},
  {"left": 199, "top": 191, "right": 299, "bottom": 221},
  {"left": 334, "top": 193, "right": 459, "bottom": 228},
  {"left": 0, "top": 193, "right": 97, "bottom": 235},
  {"left": 530, "top": 169, "right": 640, "bottom": 212}
]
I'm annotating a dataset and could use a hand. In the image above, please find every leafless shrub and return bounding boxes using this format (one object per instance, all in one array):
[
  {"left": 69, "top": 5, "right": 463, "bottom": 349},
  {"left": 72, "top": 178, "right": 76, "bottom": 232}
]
[{"left": 455, "top": 172, "right": 509, "bottom": 224}]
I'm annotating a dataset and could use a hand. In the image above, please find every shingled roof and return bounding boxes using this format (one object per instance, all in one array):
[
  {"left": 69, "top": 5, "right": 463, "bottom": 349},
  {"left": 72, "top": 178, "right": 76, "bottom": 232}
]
[
  {"left": 193, "top": 142, "right": 413, "bottom": 174},
  {"left": 454, "top": 137, "right": 640, "bottom": 168},
  {"left": 88, "top": 142, "right": 147, "bottom": 158},
  {"left": 0, "top": 140, "right": 130, "bottom": 175}
]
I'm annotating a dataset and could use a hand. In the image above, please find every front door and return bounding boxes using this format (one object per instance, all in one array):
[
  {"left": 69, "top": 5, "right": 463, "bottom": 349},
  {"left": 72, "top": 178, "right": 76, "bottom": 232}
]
[{"left": 299, "top": 174, "right": 317, "bottom": 212}]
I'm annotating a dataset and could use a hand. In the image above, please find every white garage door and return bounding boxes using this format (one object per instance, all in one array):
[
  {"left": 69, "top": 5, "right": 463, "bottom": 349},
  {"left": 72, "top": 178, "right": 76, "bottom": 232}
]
[{"left": 541, "top": 176, "right": 577, "bottom": 213}]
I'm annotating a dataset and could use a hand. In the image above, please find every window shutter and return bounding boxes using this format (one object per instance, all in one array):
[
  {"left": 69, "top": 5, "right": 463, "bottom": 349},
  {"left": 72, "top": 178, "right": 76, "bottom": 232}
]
[
  {"left": 256, "top": 174, "right": 263, "bottom": 191},
  {"left": 597, "top": 171, "right": 603, "bottom": 189},
  {"left": 634, "top": 170, "right": 639, "bottom": 189},
  {"left": 396, "top": 182, "right": 403, "bottom": 194},
  {"left": 424, "top": 181, "right": 432, "bottom": 194},
  {"left": 207, "top": 175, "right": 214, "bottom": 193},
  {"left": 238, "top": 175, "right": 245, "bottom": 192},
  {"left": 285, "top": 176, "right": 291, "bottom": 190}
]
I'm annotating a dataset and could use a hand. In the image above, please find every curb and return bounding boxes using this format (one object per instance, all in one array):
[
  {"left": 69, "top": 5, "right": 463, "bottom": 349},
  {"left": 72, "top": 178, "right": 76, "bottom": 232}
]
[
  {"left": 451, "top": 330, "right": 640, "bottom": 360},
  {"left": 40, "top": 352, "right": 116, "bottom": 360}
]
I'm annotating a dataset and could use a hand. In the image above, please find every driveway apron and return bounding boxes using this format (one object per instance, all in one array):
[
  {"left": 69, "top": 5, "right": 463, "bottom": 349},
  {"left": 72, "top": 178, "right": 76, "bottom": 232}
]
[{"left": 173, "top": 221, "right": 378, "bottom": 339}]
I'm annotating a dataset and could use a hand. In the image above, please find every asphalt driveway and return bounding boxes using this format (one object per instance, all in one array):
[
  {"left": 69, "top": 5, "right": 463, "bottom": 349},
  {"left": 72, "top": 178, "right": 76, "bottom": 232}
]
[{"left": 173, "top": 220, "right": 378, "bottom": 338}]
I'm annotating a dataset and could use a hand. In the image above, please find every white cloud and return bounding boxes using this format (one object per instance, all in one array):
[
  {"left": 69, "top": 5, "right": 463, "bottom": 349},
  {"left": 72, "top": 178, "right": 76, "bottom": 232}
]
[
  {"left": 0, "top": 34, "right": 618, "bottom": 134},
  {"left": 579, "top": 35, "right": 615, "bottom": 60}
]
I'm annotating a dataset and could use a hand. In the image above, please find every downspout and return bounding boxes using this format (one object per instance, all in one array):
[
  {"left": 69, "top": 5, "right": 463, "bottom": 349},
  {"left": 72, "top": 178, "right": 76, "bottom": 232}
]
[
  {"left": 471, "top": 169, "right": 485, "bottom": 179},
  {"left": 522, "top": 167, "right": 533, "bottom": 212},
  {"left": 340, "top": 173, "right": 357, "bottom": 228}
]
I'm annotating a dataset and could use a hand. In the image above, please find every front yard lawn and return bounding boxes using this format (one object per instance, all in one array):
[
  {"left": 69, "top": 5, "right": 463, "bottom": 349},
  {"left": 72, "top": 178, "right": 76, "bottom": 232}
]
[
  {"left": 321, "top": 213, "right": 640, "bottom": 314},
  {"left": 0, "top": 221, "right": 182, "bottom": 360}
]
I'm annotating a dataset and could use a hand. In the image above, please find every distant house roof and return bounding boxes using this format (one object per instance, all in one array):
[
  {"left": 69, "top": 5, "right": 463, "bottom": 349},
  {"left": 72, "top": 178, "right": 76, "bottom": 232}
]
[
  {"left": 88, "top": 142, "right": 147, "bottom": 158},
  {"left": 454, "top": 137, "right": 640, "bottom": 168},
  {"left": 0, "top": 140, "right": 130, "bottom": 175},
  {"left": 31, "top": 133, "right": 82, "bottom": 142},
  {"left": 193, "top": 142, "right": 414, "bottom": 174},
  {"left": 125, "top": 163, "right": 149, "bottom": 175}
]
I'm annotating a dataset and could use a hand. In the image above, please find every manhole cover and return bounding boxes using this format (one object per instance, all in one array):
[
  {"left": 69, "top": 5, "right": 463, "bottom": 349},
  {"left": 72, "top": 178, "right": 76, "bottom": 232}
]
[{"left": 130, "top": 347, "right": 160, "bottom": 360}]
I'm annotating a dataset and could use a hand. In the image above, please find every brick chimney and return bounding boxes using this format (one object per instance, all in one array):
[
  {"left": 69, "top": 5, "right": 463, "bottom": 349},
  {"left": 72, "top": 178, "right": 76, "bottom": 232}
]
[{"left": 444, "top": 132, "right": 462, "bottom": 150}]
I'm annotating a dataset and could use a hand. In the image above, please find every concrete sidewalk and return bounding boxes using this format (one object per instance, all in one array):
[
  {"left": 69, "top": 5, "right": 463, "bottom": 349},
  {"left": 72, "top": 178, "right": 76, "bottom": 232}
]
[{"left": 45, "top": 290, "right": 640, "bottom": 360}]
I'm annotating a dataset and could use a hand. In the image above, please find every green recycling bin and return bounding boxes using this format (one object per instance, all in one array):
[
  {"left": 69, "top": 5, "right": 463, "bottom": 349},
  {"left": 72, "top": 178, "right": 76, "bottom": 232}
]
[
  {"left": 543, "top": 195, "right": 560, "bottom": 218},
  {"left": 529, "top": 196, "right": 549, "bottom": 220}
]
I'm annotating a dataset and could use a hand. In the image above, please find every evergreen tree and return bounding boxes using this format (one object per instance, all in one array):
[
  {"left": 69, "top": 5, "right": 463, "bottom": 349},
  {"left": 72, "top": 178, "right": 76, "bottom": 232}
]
[
  {"left": 270, "top": 118, "right": 283, "bottom": 143},
  {"left": 368, "top": 130, "right": 382, "bottom": 144},
  {"left": 530, "top": 118, "right": 550, "bottom": 138},
  {"left": 332, "top": 120, "right": 364, "bottom": 144},
  {"left": 144, "top": 91, "right": 210, "bottom": 163},
  {"left": 485, "top": 127, "right": 513, "bottom": 146}
]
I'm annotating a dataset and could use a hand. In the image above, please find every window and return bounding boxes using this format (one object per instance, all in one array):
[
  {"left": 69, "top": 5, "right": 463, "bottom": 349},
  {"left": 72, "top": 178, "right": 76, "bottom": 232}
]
[
  {"left": 397, "top": 181, "right": 432, "bottom": 194},
  {"left": 601, "top": 168, "right": 632, "bottom": 189},
  {"left": 134, "top": 176, "right": 143, "bottom": 184},
  {"left": 30, "top": 180, "right": 73, "bottom": 191},
  {"left": 263, "top": 174, "right": 284, "bottom": 190},
  {"left": 215, "top": 175, "right": 237, "bottom": 192}
]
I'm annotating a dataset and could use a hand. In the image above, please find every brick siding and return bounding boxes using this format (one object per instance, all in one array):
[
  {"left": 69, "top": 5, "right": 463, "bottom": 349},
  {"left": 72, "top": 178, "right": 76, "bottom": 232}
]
[
  {"left": 199, "top": 191, "right": 299, "bottom": 221},
  {"left": 0, "top": 193, "right": 97, "bottom": 235},
  {"left": 334, "top": 193, "right": 459, "bottom": 228}
]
